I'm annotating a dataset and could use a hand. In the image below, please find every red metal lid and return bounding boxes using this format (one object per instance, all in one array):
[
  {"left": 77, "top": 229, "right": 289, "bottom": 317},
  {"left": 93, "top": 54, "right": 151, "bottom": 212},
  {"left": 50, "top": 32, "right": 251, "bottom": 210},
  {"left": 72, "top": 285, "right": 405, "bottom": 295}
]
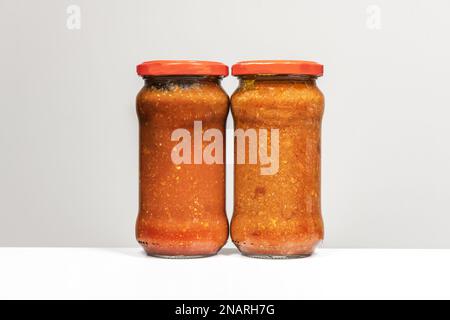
[
  {"left": 232, "top": 60, "right": 323, "bottom": 76},
  {"left": 137, "top": 60, "right": 229, "bottom": 76}
]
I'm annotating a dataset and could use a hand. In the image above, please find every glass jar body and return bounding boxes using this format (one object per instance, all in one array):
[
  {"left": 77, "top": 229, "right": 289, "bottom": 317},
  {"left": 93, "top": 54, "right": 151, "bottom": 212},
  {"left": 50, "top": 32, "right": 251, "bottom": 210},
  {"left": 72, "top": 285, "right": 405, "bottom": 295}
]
[
  {"left": 230, "top": 75, "right": 324, "bottom": 258},
  {"left": 136, "top": 76, "right": 229, "bottom": 258}
]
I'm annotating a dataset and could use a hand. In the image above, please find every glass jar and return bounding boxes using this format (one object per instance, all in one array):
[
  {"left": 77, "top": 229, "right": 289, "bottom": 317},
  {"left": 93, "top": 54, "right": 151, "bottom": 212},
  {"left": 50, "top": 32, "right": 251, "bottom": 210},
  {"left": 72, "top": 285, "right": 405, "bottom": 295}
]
[
  {"left": 135, "top": 60, "right": 229, "bottom": 258},
  {"left": 230, "top": 60, "right": 325, "bottom": 258}
]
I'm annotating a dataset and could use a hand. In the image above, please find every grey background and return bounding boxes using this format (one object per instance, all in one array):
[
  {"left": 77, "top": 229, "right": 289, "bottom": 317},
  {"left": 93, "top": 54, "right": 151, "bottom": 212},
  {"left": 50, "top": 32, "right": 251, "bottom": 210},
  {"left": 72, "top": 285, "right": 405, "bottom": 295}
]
[{"left": 1, "top": 0, "right": 449, "bottom": 248}]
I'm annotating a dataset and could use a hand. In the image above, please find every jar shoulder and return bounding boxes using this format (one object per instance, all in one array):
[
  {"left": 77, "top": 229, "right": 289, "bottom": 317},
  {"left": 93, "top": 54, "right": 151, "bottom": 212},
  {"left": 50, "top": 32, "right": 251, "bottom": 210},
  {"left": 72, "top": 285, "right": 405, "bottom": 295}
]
[
  {"left": 231, "top": 82, "right": 324, "bottom": 107},
  {"left": 231, "top": 83, "right": 324, "bottom": 122},
  {"left": 136, "top": 83, "right": 229, "bottom": 123},
  {"left": 137, "top": 83, "right": 229, "bottom": 106}
]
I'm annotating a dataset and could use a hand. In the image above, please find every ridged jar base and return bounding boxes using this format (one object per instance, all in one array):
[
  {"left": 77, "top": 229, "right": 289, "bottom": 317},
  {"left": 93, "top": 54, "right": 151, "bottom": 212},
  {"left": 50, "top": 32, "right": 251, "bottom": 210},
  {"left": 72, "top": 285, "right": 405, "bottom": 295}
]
[
  {"left": 138, "top": 239, "right": 224, "bottom": 259},
  {"left": 233, "top": 239, "right": 320, "bottom": 259},
  {"left": 241, "top": 253, "right": 312, "bottom": 259},
  {"left": 145, "top": 252, "right": 217, "bottom": 259}
]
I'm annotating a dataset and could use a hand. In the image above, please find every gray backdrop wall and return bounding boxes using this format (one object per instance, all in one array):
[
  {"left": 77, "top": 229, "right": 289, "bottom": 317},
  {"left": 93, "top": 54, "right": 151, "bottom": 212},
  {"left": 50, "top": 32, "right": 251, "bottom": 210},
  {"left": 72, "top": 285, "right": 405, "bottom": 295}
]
[{"left": 1, "top": 0, "right": 450, "bottom": 248}]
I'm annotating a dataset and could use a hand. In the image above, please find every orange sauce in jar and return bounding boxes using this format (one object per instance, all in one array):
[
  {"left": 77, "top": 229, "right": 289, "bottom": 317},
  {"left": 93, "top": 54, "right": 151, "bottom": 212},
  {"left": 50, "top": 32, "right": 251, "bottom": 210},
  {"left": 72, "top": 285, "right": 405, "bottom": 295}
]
[
  {"left": 230, "top": 60, "right": 325, "bottom": 258},
  {"left": 135, "top": 61, "right": 229, "bottom": 258}
]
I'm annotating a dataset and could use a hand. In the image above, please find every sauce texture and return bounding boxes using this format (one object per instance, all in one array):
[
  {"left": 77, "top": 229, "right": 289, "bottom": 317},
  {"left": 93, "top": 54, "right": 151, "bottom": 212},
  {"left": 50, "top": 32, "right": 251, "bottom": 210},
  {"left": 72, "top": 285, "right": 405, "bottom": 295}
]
[
  {"left": 136, "top": 77, "right": 229, "bottom": 257},
  {"left": 231, "top": 76, "right": 324, "bottom": 257}
]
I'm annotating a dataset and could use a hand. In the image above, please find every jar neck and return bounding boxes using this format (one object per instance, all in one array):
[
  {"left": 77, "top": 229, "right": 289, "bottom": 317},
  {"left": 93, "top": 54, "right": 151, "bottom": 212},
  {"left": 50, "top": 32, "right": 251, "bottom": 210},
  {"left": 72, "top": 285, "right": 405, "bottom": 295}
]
[
  {"left": 238, "top": 74, "right": 317, "bottom": 86},
  {"left": 144, "top": 75, "right": 221, "bottom": 88}
]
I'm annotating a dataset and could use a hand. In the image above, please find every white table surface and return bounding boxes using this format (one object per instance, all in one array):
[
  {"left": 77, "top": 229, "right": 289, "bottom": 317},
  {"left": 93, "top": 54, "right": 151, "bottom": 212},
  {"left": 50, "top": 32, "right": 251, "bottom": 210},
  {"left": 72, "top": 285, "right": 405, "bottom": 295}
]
[{"left": 0, "top": 248, "right": 449, "bottom": 300}]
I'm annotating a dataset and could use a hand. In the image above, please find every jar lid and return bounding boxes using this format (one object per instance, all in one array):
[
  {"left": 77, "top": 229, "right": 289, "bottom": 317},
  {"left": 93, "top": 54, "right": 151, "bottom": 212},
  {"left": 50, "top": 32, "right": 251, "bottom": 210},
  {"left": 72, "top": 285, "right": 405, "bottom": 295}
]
[
  {"left": 137, "top": 60, "right": 229, "bottom": 76},
  {"left": 232, "top": 60, "right": 323, "bottom": 76}
]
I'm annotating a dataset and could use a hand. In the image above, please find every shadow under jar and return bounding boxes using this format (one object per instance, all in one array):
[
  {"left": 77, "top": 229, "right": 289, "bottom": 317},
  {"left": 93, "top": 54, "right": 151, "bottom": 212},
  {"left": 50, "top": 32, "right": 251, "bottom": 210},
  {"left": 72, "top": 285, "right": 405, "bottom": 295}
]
[
  {"left": 230, "top": 60, "right": 325, "bottom": 259},
  {"left": 135, "top": 60, "right": 229, "bottom": 258}
]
